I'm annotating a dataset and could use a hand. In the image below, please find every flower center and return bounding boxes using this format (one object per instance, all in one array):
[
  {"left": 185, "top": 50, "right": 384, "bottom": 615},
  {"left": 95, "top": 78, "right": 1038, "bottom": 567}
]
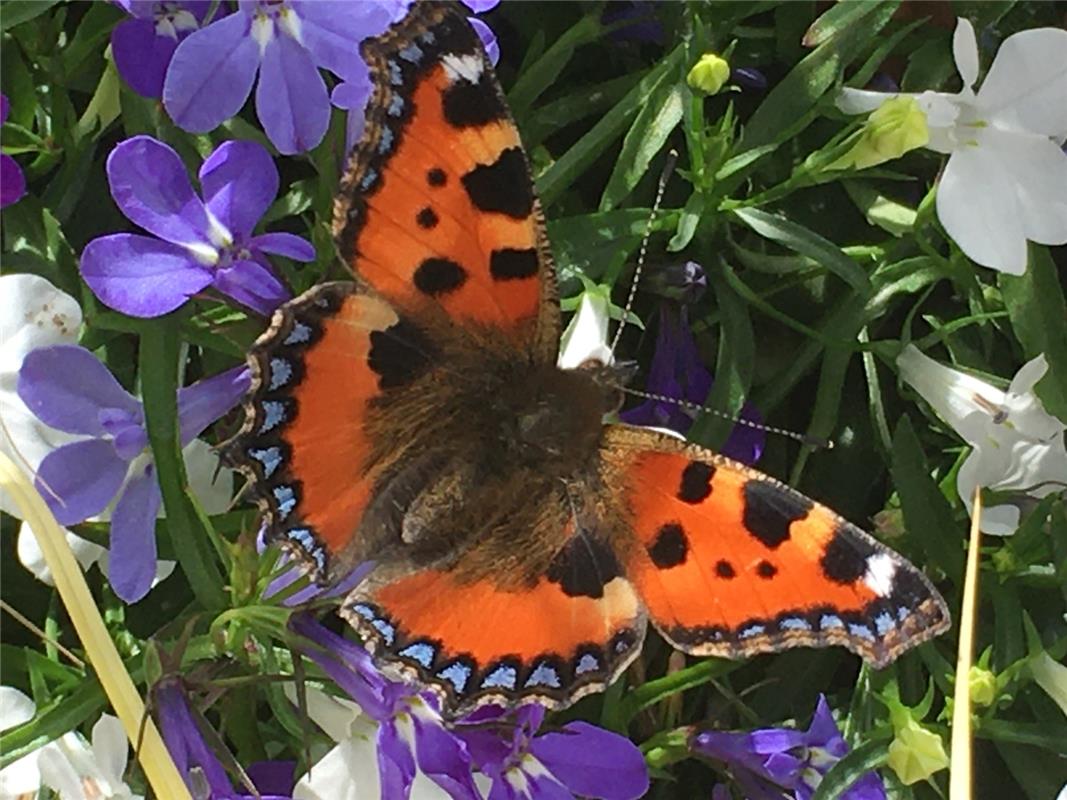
[
  {"left": 153, "top": 2, "right": 198, "bottom": 40},
  {"left": 250, "top": 1, "right": 303, "bottom": 52}
]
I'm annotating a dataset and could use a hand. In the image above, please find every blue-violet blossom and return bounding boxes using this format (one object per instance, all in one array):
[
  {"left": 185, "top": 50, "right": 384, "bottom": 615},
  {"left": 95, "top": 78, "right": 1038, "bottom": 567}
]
[
  {"left": 81, "top": 136, "right": 313, "bottom": 317},
  {"left": 111, "top": 1, "right": 211, "bottom": 98}
]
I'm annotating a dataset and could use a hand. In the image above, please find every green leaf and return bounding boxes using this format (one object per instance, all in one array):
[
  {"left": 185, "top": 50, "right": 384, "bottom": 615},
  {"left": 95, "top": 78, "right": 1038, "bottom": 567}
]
[
  {"left": 890, "top": 415, "right": 965, "bottom": 578},
  {"left": 599, "top": 82, "right": 684, "bottom": 211},
  {"left": 618, "top": 659, "right": 736, "bottom": 723},
  {"left": 507, "top": 14, "right": 602, "bottom": 117},
  {"left": 809, "top": 733, "right": 891, "bottom": 800},
  {"left": 803, "top": 0, "right": 884, "bottom": 47},
  {"left": 667, "top": 190, "right": 703, "bottom": 252},
  {"left": 731, "top": 207, "right": 872, "bottom": 294},
  {"left": 844, "top": 180, "right": 917, "bottom": 237},
  {"left": 999, "top": 246, "right": 1067, "bottom": 422},
  {"left": 0, "top": 676, "right": 105, "bottom": 767},
  {"left": 0, "top": 0, "right": 61, "bottom": 31}
]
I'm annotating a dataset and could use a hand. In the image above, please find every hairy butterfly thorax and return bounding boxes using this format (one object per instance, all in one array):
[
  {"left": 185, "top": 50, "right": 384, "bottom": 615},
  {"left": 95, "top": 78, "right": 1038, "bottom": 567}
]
[{"left": 230, "top": 0, "right": 950, "bottom": 718}]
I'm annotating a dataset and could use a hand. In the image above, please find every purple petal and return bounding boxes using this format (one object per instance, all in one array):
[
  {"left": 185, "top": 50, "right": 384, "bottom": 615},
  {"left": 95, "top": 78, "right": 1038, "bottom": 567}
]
[
  {"left": 463, "top": 1, "right": 500, "bottom": 13},
  {"left": 531, "top": 721, "right": 650, "bottom": 800},
  {"left": 81, "top": 233, "right": 213, "bottom": 318},
  {"left": 467, "top": 17, "right": 499, "bottom": 65},
  {"left": 525, "top": 772, "right": 573, "bottom": 800},
  {"left": 804, "top": 696, "right": 842, "bottom": 747},
  {"left": 378, "top": 722, "right": 417, "bottom": 800},
  {"left": 213, "top": 258, "right": 290, "bottom": 315},
  {"left": 107, "top": 136, "right": 215, "bottom": 248},
  {"left": 18, "top": 345, "right": 141, "bottom": 436},
  {"left": 163, "top": 11, "right": 259, "bottom": 134},
  {"left": 254, "top": 30, "right": 330, "bottom": 154},
  {"left": 1, "top": 154, "right": 26, "bottom": 208},
  {"left": 35, "top": 439, "right": 129, "bottom": 525},
  {"left": 246, "top": 760, "right": 296, "bottom": 796},
  {"left": 413, "top": 715, "right": 479, "bottom": 800},
  {"left": 199, "top": 140, "right": 278, "bottom": 239},
  {"left": 249, "top": 232, "right": 316, "bottom": 261},
  {"left": 156, "top": 680, "right": 234, "bottom": 795},
  {"left": 290, "top": 1, "right": 394, "bottom": 83},
  {"left": 291, "top": 615, "right": 389, "bottom": 717},
  {"left": 843, "top": 771, "right": 888, "bottom": 800},
  {"left": 108, "top": 463, "right": 163, "bottom": 602},
  {"left": 111, "top": 17, "right": 178, "bottom": 98},
  {"left": 177, "top": 366, "right": 251, "bottom": 444}
]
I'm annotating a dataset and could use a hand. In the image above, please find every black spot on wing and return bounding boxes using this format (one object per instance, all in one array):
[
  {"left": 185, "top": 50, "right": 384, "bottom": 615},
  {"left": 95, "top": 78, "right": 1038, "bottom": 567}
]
[
  {"left": 756, "top": 560, "right": 777, "bottom": 579},
  {"left": 442, "top": 73, "right": 506, "bottom": 128},
  {"left": 715, "top": 560, "right": 736, "bottom": 579},
  {"left": 416, "top": 207, "right": 439, "bottom": 229},
  {"left": 489, "top": 248, "right": 539, "bottom": 281},
  {"left": 742, "top": 480, "right": 813, "bottom": 549},
  {"left": 678, "top": 461, "right": 715, "bottom": 503},
  {"left": 819, "top": 523, "right": 876, "bottom": 585},
  {"left": 461, "top": 148, "right": 533, "bottom": 219},
  {"left": 414, "top": 258, "right": 467, "bottom": 296},
  {"left": 648, "top": 522, "right": 688, "bottom": 569},
  {"left": 367, "top": 319, "right": 437, "bottom": 390},
  {"left": 427, "top": 167, "right": 447, "bottom": 187},
  {"left": 545, "top": 530, "right": 622, "bottom": 599}
]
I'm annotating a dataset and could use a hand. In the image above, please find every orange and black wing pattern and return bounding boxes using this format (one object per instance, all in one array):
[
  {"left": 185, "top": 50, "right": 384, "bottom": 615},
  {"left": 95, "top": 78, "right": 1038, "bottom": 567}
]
[
  {"left": 334, "top": 2, "right": 560, "bottom": 360},
  {"left": 602, "top": 426, "right": 950, "bottom": 667}
]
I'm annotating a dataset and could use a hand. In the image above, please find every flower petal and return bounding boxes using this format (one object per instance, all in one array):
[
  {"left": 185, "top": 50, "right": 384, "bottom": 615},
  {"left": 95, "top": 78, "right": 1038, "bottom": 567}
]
[
  {"left": 177, "top": 366, "right": 251, "bottom": 444},
  {"left": 111, "top": 17, "right": 178, "bottom": 98},
  {"left": 107, "top": 462, "right": 164, "bottom": 602},
  {"left": 17, "top": 522, "right": 106, "bottom": 586},
  {"left": 163, "top": 11, "right": 259, "bottom": 133},
  {"left": 290, "top": 0, "right": 394, "bottom": 83},
  {"left": 250, "top": 232, "right": 317, "bottom": 261},
  {"left": 200, "top": 140, "right": 279, "bottom": 239},
  {"left": 835, "top": 88, "right": 894, "bottom": 115},
  {"left": 412, "top": 714, "right": 479, "bottom": 800},
  {"left": 467, "top": 17, "right": 498, "bottom": 65},
  {"left": 81, "top": 233, "right": 213, "bottom": 318},
  {"left": 952, "top": 19, "right": 979, "bottom": 89},
  {"left": 35, "top": 439, "right": 129, "bottom": 525},
  {"left": 0, "top": 687, "right": 35, "bottom": 731},
  {"left": 0, "top": 154, "right": 26, "bottom": 208},
  {"left": 978, "top": 26, "right": 1067, "bottom": 138},
  {"left": 530, "top": 721, "right": 650, "bottom": 800},
  {"left": 378, "top": 721, "right": 417, "bottom": 800},
  {"left": 18, "top": 345, "right": 140, "bottom": 437},
  {"left": 91, "top": 715, "right": 130, "bottom": 783},
  {"left": 896, "top": 345, "right": 1005, "bottom": 438},
  {"left": 936, "top": 142, "right": 1027, "bottom": 274},
  {"left": 558, "top": 291, "right": 613, "bottom": 369},
  {"left": 106, "top": 136, "right": 214, "bottom": 248},
  {"left": 0, "top": 273, "right": 82, "bottom": 378},
  {"left": 254, "top": 30, "right": 330, "bottom": 154},
  {"left": 213, "top": 258, "right": 291, "bottom": 315},
  {"left": 184, "top": 438, "right": 234, "bottom": 515},
  {"left": 293, "top": 739, "right": 377, "bottom": 800}
]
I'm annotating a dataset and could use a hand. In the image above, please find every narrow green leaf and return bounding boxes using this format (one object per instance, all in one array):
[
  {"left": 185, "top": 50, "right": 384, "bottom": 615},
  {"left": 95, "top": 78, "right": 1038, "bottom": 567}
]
[
  {"left": 667, "top": 191, "right": 703, "bottom": 252},
  {"left": 619, "top": 659, "right": 736, "bottom": 722},
  {"left": 0, "top": 0, "right": 61, "bottom": 31},
  {"left": 507, "top": 14, "right": 601, "bottom": 116},
  {"left": 803, "top": 0, "right": 883, "bottom": 47}
]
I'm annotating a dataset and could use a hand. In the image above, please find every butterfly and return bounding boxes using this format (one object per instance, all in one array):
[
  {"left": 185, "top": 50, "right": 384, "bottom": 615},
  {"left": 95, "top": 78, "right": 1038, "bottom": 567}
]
[{"left": 231, "top": 1, "right": 950, "bottom": 718}]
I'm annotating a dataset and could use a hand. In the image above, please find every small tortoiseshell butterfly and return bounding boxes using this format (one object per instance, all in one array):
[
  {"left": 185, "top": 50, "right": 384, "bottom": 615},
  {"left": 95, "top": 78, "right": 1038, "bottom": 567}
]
[{"left": 233, "top": 1, "right": 950, "bottom": 717}]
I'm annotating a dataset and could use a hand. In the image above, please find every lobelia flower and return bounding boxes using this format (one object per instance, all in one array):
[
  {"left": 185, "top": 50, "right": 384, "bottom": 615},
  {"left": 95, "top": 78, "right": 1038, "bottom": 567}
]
[
  {"left": 837, "top": 19, "right": 1067, "bottom": 274},
  {"left": 897, "top": 345, "right": 1067, "bottom": 535},
  {"left": 16, "top": 344, "right": 249, "bottom": 602},
  {"left": 155, "top": 679, "right": 296, "bottom": 799},
  {"left": 0, "top": 686, "right": 142, "bottom": 799},
  {"left": 81, "top": 136, "right": 314, "bottom": 318},
  {"left": 292, "top": 614, "right": 481, "bottom": 800},
  {"left": 884, "top": 716, "right": 948, "bottom": 786},
  {"left": 1, "top": 94, "right": 26, "bottom": 208},
  {"left": 456, "top": 704, "right": 650, "bottom": 800},
  {"left": 557, "top": 287, "right": 614, "bottom": 370},
  {"left": 111, "top": 1, "right": 211, "bottom": 98},
  {"left": 690, "top": 695, "right": 887, "bottom": 800}
]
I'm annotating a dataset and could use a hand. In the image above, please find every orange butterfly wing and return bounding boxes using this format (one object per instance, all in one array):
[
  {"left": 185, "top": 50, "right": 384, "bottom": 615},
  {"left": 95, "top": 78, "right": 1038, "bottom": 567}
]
[
  {"left": 602, "top": 426, "right": 950, "bottom": 667},
  {"left": 334, "top": 2, "right": 559, "bottom": 360}
]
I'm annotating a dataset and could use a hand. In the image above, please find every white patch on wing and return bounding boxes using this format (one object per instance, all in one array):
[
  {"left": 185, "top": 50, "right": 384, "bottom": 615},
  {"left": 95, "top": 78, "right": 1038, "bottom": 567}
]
[
  {"left": 863, "top": 552, "right": 897, "bottom": 597},
  {"left": 441, "top": 52, "right": 483, "bottom": 84}
]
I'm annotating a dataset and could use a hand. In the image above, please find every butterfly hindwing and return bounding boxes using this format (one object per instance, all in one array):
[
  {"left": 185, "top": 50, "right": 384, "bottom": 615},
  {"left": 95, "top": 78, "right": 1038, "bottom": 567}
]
[
  {"left": 602, "top": 426, "right": 950, "bottom": 667},
  {"left": 335, "top": 1, "right": 560, "bottom": 360}
]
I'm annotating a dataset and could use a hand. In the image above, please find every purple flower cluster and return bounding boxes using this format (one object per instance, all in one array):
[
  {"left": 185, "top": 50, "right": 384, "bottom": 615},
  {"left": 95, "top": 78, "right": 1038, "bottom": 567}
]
[
  {"left": 17, "top": 345, "right": 248, "bottom": 602},
  {"left": 81, "top": 136, "right": 313, "bottom": 318}
]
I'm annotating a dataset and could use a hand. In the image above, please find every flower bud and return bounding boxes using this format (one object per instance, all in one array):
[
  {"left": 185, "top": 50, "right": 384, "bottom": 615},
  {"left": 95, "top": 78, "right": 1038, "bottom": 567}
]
[
  {"left": 886, "top": 716, "right": 949, "bottom": 785},
  {"left": 688, "top": 54, "right": 730, "bottom": 95},
  {"left": 969, "top": 666, "right": 997, "bottom": 707},
  {"left": 834, "top": 95, "right": 930, "bottom": 170}
]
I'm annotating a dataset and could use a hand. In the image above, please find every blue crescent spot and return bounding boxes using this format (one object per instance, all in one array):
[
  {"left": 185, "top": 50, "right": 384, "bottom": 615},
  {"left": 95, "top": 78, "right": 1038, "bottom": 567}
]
[
  {"left": 388, "top": 62, "right": 403, "bottom": 86},
  {"left": 779, "top": 617, "right": 812, "bottom": 631},
  {"left": 739, "top": 624, "right": 766, "bottom": 639},
  {"left": 272, "top": 485, "right": 296, "bottom": 519},
  {"left": 371, "top": 618, "right": 396, "bottom": 646},
  {"left": 575, "top": 653, "right": 600, "bottom": 675},
  {"left": 398, "top": 44, "right": 423, "bottom": 63},
  {"left": 874, "top": 612, "right": 896, "bottom": 636},
  {"left": 418, "top": 30, "right": 436, "bottom": 45},
  {"left": 481, "top": 665, "right": 517, "bottom": 690},
  {"left": 387, "top": 95, "right": 405, "bottom": 118},
  {"left": 268, "top": 358, "right": 293, "bottom": 390},
  {"left": 283, "top": 322, "right": 312, "bottom": 345},
  {"left": 399, "top": 642, "right": 436, "bottom": 668},
  {"left": 351, "top": 603, "right": 375, "bottom": 621},
  {"left": 819, "top": 614, "right": 844, "bottom": 630},
  {"left": 897, "top": 605, "right": 911, "bottom": 622},
  {"left": 360, "top": 170, "right": 378, "bottom": 191},
  {"left": 259, "top": 401, "right": 287, "bottom": 433},
  {"left": 378, "top": 127, "right": 395, "bottom": 155},
  {"left": 525, "top": 663, "right": 561, "bottom": 689},
  {"left": 437, "top": 662, "right": 472, "bottom": 694},
  {"left": 848, "top": 623, "right": 875, "bottom": 641},
  {"left": 248, "top": 446, "right": 282, "bottom": 479}
]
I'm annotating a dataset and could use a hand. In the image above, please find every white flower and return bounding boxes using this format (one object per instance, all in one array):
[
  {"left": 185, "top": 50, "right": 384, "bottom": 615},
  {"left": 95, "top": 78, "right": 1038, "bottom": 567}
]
[
  {"left": 838, "top": 19, "right": 1067, "bottom": 274},
  {"left": 0, "top": 686, "right": 142, "bottom": 800},
  {"left": 897, "top": 345, "right": 1067, "bottom": 535},
  {"left": 558, "top": 288, "right": 614, "bottom": 369}
]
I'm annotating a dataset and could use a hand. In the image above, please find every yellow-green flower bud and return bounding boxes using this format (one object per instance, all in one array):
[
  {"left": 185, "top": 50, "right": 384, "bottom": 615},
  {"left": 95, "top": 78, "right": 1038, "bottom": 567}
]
[
  {"left": 833, "top": 95, "right": 930, "bottom": 170},
  {"left": 969, "top": 665, "right": 997, "bottom": 707},
  {"left": 688, "top": 54, "right": 730, "bottom": 95},
  {"left": 886, "top": 717, "right": 949, "bottom": 785}
]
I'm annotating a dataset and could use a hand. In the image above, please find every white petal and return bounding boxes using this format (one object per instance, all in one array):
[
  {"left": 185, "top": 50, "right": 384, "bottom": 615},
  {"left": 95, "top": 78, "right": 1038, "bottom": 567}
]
[
  {"left": 1009, "top": 354, "right": 1050, "bottom": 397},
  {"left": 0, "top": 687, "right": 36, "bottom": 731},
  {"left": 293, "top": 739, "right": 377, "bottom": 800},
  {"left": 37, "top": 737, "right": 88, "bottom": 798},
  {"left": 836, "top": 88, "right": 895, "bottom": 115},
  {"left": 183, "top": 438, "right": 234, "bottom": 515},
  {"left": 915, "top": 91, "right": 965, "bottom": 153},
  {"left": 956, "top": 446, "right": 1019, "bottom": 535},
  {"left": 0, "top": 392, "right": 81, "bottom": 518},
  {"left": 976, "top": 127, "right": 1067, "bottom": 247},
  {"left": 0, "top": 750, "right": 43, "bottom": 796},
  {"left": 897, "top": 345, "right": 1005, "bottom": 437},
  {"left": 952, "top": 18, "right": 979, "bottom": 89},
  {"left": 936, "top": 143, "right": 1027, "bottom": 273},
  {"left": 978, "top": 27, "right": 1067, "bottom": 137},
  {"left": 17, "top": 520, "right": 107, "bottom": 586},
  {"left": 0, "top": 274, "right": 83, "bottom": 376},
  {"left": 558, "top": 292, "right": 613, "bottom": 370},
  {"left": 91, "top": 714, "right": 130, "bottom": 783},
  {"left": 286, "top": 685, "right": 367, "bottom": 743}
]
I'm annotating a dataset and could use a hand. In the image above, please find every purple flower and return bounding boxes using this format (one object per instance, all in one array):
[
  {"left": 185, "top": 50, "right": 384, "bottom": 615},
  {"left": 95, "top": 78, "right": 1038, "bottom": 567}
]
[
  {"left": 81, "top": 136, "right": 313, "bottom": 318},
  {"left": 457, "top": 704, "right": 650, "bottom": 800},
  {"left": 111, "top": 1, "right": 211, "bottom": 98},
  {"left": 293, "top": 614, "right": 481, "bottom": 800},
  {"left": 601, "top": 2, "right": 664, "bottom": 45},
  {"left": 1, "top": 95, "right": 26, "bottom": 208},
  {"left": 162, "top": 1, "right": 395, "bottom": 154},
  {"left": 16, "top": 345, "right": 249, "bottom": 602},
  {"left": 732, "top": 66, "right": 769, "bottom": 91},
  {"left": 691, "top": 695, "right": 887, "bottom": 800},
  {"left": 257, "top": 524, "right": 371, "bottom": 605},
  {"left": 155, "top": 678, "right": 295, "bottom": 799}
]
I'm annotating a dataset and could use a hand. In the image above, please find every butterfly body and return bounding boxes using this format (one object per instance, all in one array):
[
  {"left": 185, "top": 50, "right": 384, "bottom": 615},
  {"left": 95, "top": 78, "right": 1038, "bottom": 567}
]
[{"left": 232, "top": 1, "right": 950, "bottom": 718}]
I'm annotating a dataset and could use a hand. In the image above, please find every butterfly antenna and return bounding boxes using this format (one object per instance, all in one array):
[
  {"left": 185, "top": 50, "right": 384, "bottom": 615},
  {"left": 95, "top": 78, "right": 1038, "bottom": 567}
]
[
  {"left": 609, "top": 148, "right": 678, "bottom": 357},
  {"left": 620, "top": 386, "right": 835, "bottom": 450}
]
